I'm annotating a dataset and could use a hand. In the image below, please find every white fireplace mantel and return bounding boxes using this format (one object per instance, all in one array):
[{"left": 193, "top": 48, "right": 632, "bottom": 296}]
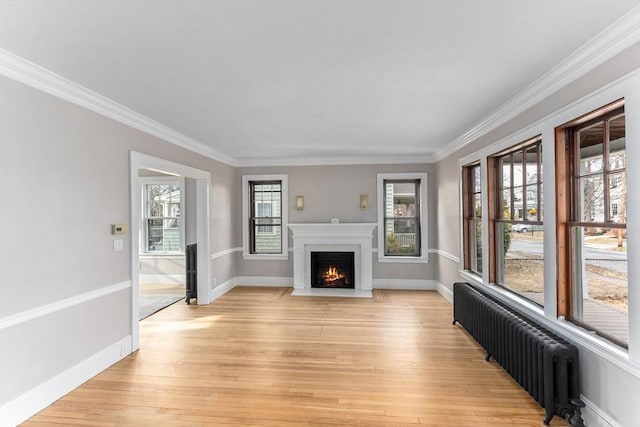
[{"left": 288, "top": 223, "right": 377, "bottom": 297}]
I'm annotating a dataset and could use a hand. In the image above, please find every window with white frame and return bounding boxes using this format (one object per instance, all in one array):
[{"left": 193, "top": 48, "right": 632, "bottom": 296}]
[
  {"left": 242, "top": 174, "right": 289, "bottom": 260},
  {"left": 377, "top": 173, "right": 428, "bottom": 262},
  {"left": 142, "top": 178, "right": 184, "bottom": 253}
]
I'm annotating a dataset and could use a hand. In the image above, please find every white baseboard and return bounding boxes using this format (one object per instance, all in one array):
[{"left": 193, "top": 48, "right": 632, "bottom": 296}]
[
  {"left": 209, "top": 278, "right": 236, "bottom": 302},
  {"left": 139, "top": 274, "right": 185, "bottom": 285},
  {"left": 581, "top": 395, "right": 618, "bottom": 427},
  {"left": 0, "top": 336, "right": 131, "bottom": 427},
  {"left": 372, "top": 279, "right": 437, "bottom": 290},
  {"left": 235, "top": 276, "right": 293, "bottom": 287},
  {"left": 436, "top": 282, "right": 453, "bottom": 304}
]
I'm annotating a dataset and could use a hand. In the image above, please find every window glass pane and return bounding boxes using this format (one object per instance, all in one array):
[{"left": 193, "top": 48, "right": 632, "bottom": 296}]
[
  {"left": 571, "top": 226, "right": 628, "bottom": 345},
  {"left": 525, "top": 147, "right": 539, "bottom": 185},
  {"left": 513, "top": 187, "right": 523, "bottom": 220},
  {"left": 499, "top": 222, "right": 544, "bottom": 306},
  {"left": 501, "top": 189, "right": 511, "bottom": 220},
  {"left": 501, "top": 156, "right": 511, "bottom": 189},
  {"left": 385, "top": 218, "right": 418, "bottom": 256},
  {"left": 250, "top": 180, "right": 283, "bottom": 255},
  {"left": 608, "top": 173, "right": 625, "bottom": 223},
  {"left": 579, "top": 122, "right": 604, "bottom": 175},
  {"left": 579, "top": 176, "right": 604, "bottom": 222},
  {"left": 609, "top": 115, "right": 625, "bottom": 170},
  {"left": 526, "top": 187, "right": 538, "bottom": 220},
  {"left": 472, "top": 218, "right": 482, "bottom": 273},
  {"left": 512, "top": 151, "right": 523, "bottom": 187},
  {"left": 473, "top": 167, "right": 481, "bottom": 193}
]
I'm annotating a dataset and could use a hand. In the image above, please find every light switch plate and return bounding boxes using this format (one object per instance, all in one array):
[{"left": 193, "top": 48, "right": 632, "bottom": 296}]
[{"left": 113, "top": 239, "right": 124, "bottom": 252}]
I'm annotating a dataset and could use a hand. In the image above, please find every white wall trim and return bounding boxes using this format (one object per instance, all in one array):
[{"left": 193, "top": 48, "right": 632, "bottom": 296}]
[
  {"left": 211, "top": 247, "right": 242, "bottom": 260},
  {"left": 428, "top": 248, "right": 460, "bottom": 263},
  {"left": 0, "top": 335, "right": 131, "bottom": 427},
  {"left": 434, "top": 5, "right": 640, "bottom": 162},
  {"left": 138, "top": 274, "right": 186, "bottom": 285},
  {"left": 235, "top": 276, "right": 293, "bottom": 287},
  {"left": 0, "top": 281, "right": 130, "bottom": 330},
  {"left": 235, "top": 154, "right": 435, "bottom": 168},
  {"left": 581, "top": 395, "right": 620, "bottom": 427},
  {"left": 372, "top": 279, "right": 437, "bottom": 290},
  {"left": 209, "top": 278, "right": 236, "bottom": 302},
  {"left": 0, "top": 49, "right": 236, "bottom": 167},
  {"left": 436, "top": 282, "right": 454, "bottom": 304}
]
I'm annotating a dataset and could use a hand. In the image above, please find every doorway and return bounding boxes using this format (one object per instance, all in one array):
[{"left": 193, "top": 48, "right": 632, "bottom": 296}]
[{"left": 129, "top": 152, "right": 211, "bottom": 351}]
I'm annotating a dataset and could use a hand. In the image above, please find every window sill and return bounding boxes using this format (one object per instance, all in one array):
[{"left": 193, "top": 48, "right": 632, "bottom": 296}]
[
  {"left": 139, "top": 252, "right": 184, "bottom": 258},
  {"left": 378, "top": 255, "right": 429, "bottom": 264},
  {"left": 242, "top": 253, "right": 289, "bottom": 261}
]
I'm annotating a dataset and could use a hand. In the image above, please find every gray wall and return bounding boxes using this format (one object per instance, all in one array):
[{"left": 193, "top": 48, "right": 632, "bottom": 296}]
[
  {"left": 236, "top": 163, "right": 436, "bottom": 282},
  {"left": 0, "top": 75, "right": 237, "bottom": 408},
  {"left": 435, "top": 42, "right": 640, "bottom": 426}
]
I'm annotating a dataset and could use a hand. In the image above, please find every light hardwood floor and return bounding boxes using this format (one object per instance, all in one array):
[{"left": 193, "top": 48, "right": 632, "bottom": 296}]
[{"left": 23, "top": 288, "right": 567, "bottom": 426}]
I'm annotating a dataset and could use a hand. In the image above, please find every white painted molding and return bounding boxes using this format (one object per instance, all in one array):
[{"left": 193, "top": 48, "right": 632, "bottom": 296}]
[
  {"left": 428, "top": 248, "right": 460, "bottom": 263},
  {"left": 0, "top": 281, "right": 131, "bottom": 330},
  {"left": 372, "top": 279, "right": 437, "bottom": 290},
  {"left": 0, "top": 49, "right": 236, "bottom": 166},
  {"left": 211, "top": 247, "right": 242, "bottom": 260},
  {"left": 209, "top": 278, "right": 236, "bottom": 302},
  {"left": 235, "top": 154, "right": 435, "bottom": 168},
  {"left": 139, "top": 274, "right": 186, "bottom": 285},
  {"left": 436, "top": 282, "right": 453, "bottom": 304},
  {"left": 434, "top": 5, "right": 640, "bottom": 162},
  {"left": 581, "top": 395, "right": 620, "bottom": 427},
  {"left": 0, "top": 336, "right": 131, "bottom": 427},
  {"left": 235, "top": 276, "right": 293, "bottom": 287}
]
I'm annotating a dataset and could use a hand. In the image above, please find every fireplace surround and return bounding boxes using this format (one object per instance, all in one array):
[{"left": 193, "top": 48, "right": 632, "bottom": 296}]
[{"left": 288, "top": 223, "right": 376, "bottom": 297}]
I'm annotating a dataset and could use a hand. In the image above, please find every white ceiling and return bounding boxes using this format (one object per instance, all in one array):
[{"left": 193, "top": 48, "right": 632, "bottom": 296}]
[{"left": 0, "top": 1, "right": 638, "bottom": 165}]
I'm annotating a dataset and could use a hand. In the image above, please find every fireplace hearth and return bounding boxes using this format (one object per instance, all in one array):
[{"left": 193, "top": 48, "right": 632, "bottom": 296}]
[{"left": 311, "top": 252, "right": 355, "bottom": 289}]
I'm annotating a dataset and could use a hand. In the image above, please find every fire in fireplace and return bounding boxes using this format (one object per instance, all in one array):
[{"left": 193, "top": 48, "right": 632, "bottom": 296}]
[{"left": 311, "top": 251, "right": 355, "bottom": 288}]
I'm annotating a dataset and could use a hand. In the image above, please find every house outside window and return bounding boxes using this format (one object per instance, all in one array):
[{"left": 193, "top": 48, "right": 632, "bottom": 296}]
[
  {"left": 377, "top": 173, "right": 428, "bottom": 263},
  {"left": 242, "top": 174, "right": 289, "bottom": 260},
  {"left": 489, "top": 137, "right": 544, "bottom": 305},
  {"left": 556, "top": 101, "right": 628, "bottom": 347},
  {"left": 142, "top": 178, "right": 184, "bottom": 253}
]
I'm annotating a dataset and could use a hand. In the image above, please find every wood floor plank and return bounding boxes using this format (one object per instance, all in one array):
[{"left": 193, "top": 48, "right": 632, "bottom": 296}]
[{"left": 21, "top": 288, "right": 568, "bottom": 426}]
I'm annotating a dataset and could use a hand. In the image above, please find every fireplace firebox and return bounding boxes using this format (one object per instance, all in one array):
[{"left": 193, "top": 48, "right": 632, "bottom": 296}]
[{"left": 310, "top": 252, "right": 355, "bottom": 289}]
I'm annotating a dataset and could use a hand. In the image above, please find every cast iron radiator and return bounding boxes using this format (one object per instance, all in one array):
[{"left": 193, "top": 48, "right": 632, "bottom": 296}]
[
  {"left": 185, "top": 243, "right": 197, "bottom": 304},
  {"left": 452, "top": 282, "right": 585, "bottom": 426}
]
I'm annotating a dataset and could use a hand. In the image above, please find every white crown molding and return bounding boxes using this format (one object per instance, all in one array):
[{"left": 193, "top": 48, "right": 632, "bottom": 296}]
[
  {"left": 235, "top": 154, "right": 436, "bottom": 168},
  {"left": 0, "top": 281, "right": 131, "bottom": 330},
  {"left": 434, "top": 4, "right": 640, "bottom": 162},
  {"left": 0, "top": 49, "right": 237, "bottom": 167}
]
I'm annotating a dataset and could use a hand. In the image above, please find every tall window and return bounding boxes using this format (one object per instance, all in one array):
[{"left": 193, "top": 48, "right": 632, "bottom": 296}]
[
  {"left": 383, "top": 180, "right": 420, "bottom": 256},
  {"left": 250, "top": 181, "right": 282, "bottom": 254},
  {"left": 143, "top": 181, "right": 183, "bottom": 253},
  {"left": 377, "top": 173, "right": 428, "bottom": 262},
  {"left": 557, "top": 100, "right": 627, "bottom": 347},
  {"left": 463, "top": 163, "right": 482, "bottom": 274},
  {"left": 489, "top": 137, "right": 544, "bottom": 304},
  {"left": 242, "top": 174, "right": 289, "bottom": 260}
]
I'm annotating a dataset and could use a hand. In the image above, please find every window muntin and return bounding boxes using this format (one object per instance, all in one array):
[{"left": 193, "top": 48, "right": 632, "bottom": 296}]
[
  {"left": 249, "top": 181, "right": 283, "bottom": 254},
  {"left": 463, "top": 163, "right": 482, "bottom": 274},
  {"left": 491, "top": 138, "right": 544, "bottom": 305},
  {"left": 383, "top": 180, "right": 420, "bottom": 256},
  {"left": 560, "top": 104, "right": 628, "bottom": 347},
  {"left": 144, "top": 183, "right": 182, "bottom": 253}
]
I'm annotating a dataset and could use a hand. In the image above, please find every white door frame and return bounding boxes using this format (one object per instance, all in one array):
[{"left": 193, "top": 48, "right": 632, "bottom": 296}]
[{"left": 129, "top": 151, "right": 212, "bottom": 351}]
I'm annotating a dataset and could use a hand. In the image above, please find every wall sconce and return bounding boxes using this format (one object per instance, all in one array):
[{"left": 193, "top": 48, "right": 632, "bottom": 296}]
[
  {"left": 360, "top": 194, "right": 368, "bottom": 210},
  {"left": 296, "top": 195, "right": 304, "bottom": 211}
]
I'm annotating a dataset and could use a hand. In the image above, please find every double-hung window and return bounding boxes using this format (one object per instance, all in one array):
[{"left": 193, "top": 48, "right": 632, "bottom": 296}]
[
  {"left": 242, "top": 174, "right": 289, "bottom": 260},
  {"left": 377, "top": 173, "right": 428, "bottom": 262},
  {"left": 462, "top": 163, "right": 483, "bottom": 275},
  {"left": 142, "top": 178, "right": 184, "bottom": 253},
  {"left": 489, "top": 137, "right": 543, "bottom": 304},
  {"left": 556, "top": 100, "right": 627, "bottom": 347}
]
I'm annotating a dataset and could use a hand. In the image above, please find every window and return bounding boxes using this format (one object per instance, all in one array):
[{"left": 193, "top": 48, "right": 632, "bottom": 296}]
[
  {"left": 242, "top": 174, "right": 289, "bottom": 260},
  {"left": 462, "top": 163, "right": 482, "bottom": 274},
  {"left": 556, "top": 100, "right": 627, "bottom": 347},
  {"left": 377, "top": 173, "right": 428, "bottom": 262},
  {"left": 489, "top": 137, "right": 544, "bottom": 305},
  {"left": 142, "top": 179, "right": 184, "bottom": 253}
]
